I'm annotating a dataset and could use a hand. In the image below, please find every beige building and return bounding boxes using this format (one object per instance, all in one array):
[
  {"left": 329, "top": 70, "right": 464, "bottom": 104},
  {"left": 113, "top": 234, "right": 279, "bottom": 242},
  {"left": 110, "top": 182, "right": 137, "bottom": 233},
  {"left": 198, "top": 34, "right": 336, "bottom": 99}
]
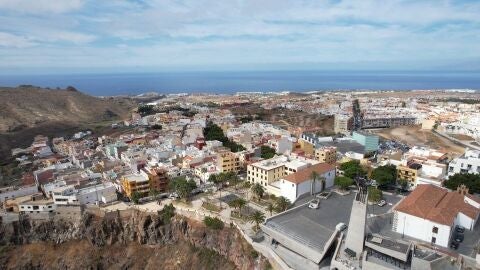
[
  {"left": 247, "top": 156, "right": 319, "bottom": 188},
  {"left": 217, "top": 150, "right": 241, "bottom": 173},
  {"left": 334, "top": 115, "right": 351, "bottom": 134},
  {"left": 298, "top": 139, "right": 314, "bottom": 157},
  {"left": 314, "top": 147, "right": 337, "bottom": 164}
]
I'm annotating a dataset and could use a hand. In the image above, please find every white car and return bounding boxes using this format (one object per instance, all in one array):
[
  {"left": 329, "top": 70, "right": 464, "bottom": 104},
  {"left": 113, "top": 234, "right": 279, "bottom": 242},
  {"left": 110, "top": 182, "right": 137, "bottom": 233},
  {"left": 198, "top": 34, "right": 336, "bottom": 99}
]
[
  {"left": 377, "top": 200, "right": 386, "bottom": 207},
  {"left": 336, "top": 222, "right": 347, "bottom": 232},
  {"left": 168, "top": 193, "right": 179, "bottom": 199},
  {"left": 309, "top": 199, "right": 320, "bottom": 209}
]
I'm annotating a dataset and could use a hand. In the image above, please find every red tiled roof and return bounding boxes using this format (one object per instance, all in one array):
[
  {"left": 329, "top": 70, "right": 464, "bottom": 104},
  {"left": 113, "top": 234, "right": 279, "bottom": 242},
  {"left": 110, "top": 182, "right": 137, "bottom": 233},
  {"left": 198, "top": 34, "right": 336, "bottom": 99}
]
[
  {"left": 283, "top": 163, "right": 335, "bottom": 184},
  {"left": 395, "top": 184, "right": 480, "bottom": 226}
]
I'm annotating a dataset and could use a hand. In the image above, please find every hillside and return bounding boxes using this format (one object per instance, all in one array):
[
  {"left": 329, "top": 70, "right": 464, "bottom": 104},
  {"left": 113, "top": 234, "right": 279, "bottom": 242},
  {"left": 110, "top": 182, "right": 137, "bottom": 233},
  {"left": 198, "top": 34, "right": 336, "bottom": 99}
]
[
  {"left": 0, "top": 85, "right": 137, "bottom": 133},
  {"left": 0, "top": 210, "right": 268, "bottom": 270},
  {"left": 0, "top": 86, "right": 137, "bottom": 161}
]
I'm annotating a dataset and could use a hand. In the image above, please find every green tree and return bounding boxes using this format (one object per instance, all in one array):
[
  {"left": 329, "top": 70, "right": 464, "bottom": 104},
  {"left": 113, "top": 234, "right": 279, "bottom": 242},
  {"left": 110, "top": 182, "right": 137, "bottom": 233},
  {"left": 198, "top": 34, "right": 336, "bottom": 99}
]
[
  {"left": 249, "top": 211, "right": 266, "bottom": 231},
  {"left": 368, "top": 186, "right": 383, "bottom": 202},
  {"left": 339, "top": 160, "right": 367, "bottom": 179},
  {"left": 160, "top": 203, "right": 176, "bottom": 224},
  {"left": 204, "top": 122, "right": 245, "bottom": 152},
  {"left": 266, "top": 203, "right": 275, "bottom": 216},
  {"left": 236, "top": 198, "right": 247, "bottom": 212},
  {"left": 131, "top": 191, "right": 141, "bottom": 204},
  {"left": 371, "top": 165, "right": 397, "bottom": 188},
  {"left": 251, "top": 183, "right": 265, "bottom": 201},
  {"left": 260, "top": 145, "right": 276, "bottom": 159},
  {"left": 229, "top": 173, "right": 241, "bottom": 190},
  {"left": 397, "top": 179, "right": 409, "bottom": 191},
  {"left": 335, "top": 176, "right": 354, "bottom": 190},
  {"left": 169, "top": 176, "right": 197, "bottom": 200},
  {"left": 444, "top": 173, "right": 480, "bottom": 194},
  {"left": 203, "top": 216, "right": 224, "bottom": 230},
  {"left": 275, "top": 196, "right": 291, "bottom": 212}
]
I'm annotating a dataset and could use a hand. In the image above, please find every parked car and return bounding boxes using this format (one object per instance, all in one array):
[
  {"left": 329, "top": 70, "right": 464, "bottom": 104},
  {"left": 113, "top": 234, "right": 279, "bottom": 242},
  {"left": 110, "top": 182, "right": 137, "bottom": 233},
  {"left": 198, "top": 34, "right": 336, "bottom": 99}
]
[
  {"left": 454, "top": 233, "right": 464, "bottom": 243},
  {"left": 455, "top": 225, "right": 465, "bottom": 233},
  {"left": 168, "top": 193, "right": 179, "bottom": 199},
  {"left": 336, "top": 222, "right": 347, "bottom": 232},
  {"left": 377, "top": 200, "right": 387, "bottom": 207},
  {"left": 309, "top": 199, "right": 320, "bottom": 209},
  {"left": 450, "top": 241, "right": 459, "bottom": 250}
]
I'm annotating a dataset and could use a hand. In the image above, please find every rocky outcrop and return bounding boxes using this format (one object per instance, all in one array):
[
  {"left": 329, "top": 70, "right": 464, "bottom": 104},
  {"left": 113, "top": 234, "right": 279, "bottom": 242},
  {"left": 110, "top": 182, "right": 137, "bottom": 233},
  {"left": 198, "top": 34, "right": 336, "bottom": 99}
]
[{"left": 0, "top": 211, "right": 268, "bottom": 270}]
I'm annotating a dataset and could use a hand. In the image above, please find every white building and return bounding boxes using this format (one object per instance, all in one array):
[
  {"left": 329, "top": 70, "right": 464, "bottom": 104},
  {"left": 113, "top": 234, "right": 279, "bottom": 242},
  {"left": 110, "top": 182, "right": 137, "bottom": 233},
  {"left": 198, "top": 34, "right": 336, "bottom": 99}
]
[
  {"left": 0, "top": 185, "right": 38, "bottom": 202},
  {"left": 274, "top": 163, "right": 335, "bottom": 203},
  {"left": 394, "top": 184, "right": 480, "bottom": 248},
  {"left": 19, "top": 198, "right": 56, "bottom": 214},
  {"left": 448, "top": 149, "right": 480, "bottom": 176},
  {"left": 52, "top": 182, "right": 117, "bottom": 205}
]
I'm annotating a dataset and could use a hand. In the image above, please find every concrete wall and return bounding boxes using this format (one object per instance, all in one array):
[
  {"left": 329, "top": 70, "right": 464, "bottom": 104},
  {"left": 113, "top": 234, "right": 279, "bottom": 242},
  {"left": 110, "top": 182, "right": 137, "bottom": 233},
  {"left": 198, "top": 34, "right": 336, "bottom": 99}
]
[{"left": 394, "top": 211, "right": 451, "bottom": 248}]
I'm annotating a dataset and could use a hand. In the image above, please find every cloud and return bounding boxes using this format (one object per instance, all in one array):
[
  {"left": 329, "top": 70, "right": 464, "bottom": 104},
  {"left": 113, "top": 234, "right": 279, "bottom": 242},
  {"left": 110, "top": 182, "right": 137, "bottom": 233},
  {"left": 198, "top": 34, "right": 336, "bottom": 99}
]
[
  {"left": 0, "top": 32, "right": 35, "bottom": 48},
  {"left": 0, "top": 0, "right": 84, "bottom": 14},
  {"left": 0, "top": 0, "right": 479, "bottom": 71}
]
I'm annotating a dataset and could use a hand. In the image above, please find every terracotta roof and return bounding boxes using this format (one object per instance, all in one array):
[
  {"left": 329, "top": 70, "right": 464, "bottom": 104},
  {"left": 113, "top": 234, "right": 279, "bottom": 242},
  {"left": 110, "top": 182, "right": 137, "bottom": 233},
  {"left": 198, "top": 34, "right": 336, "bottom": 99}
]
[
  {"left": 283, "top": 163, "right": 335, "bottom": 184},
  {"left": 395, "top": 184, "right": 480, "bottom": 226}
]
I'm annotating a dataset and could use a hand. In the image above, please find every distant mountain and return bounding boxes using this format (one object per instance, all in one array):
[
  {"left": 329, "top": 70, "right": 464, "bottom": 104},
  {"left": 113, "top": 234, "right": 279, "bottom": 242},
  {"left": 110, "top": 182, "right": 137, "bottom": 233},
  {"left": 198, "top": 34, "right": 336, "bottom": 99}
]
[{"left": 0, "top": 85, "right": 137, "bottom": 133}]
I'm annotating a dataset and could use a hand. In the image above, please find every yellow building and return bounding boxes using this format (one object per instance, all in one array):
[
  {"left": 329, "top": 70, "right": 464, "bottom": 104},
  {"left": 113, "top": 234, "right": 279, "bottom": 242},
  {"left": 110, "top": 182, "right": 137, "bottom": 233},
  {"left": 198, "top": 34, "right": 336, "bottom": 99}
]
[
  {"left": 314, "top": 147, "right": 337, "bottom": 164},
  {"left": 247, "top": 156, "right": 319, "bottom": 188},
  {"left": 122, "top": 168, "right": 169, "bottom": 199},
  {"left": 396, "top": 164, "right": 420, "bottom": 185},
  {"left": 217, "top": 150, "right": 241, "bottom": 173},
  {"left": 298, "top": 139, "right": 314, "bottom": 157}
]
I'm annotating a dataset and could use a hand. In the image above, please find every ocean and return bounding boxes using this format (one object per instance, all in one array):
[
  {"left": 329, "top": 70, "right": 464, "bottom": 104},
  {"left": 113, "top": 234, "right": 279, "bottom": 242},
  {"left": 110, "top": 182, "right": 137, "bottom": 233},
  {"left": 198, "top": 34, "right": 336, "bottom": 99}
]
[{"left": 0, "top": 70, "right": 479, "bottom": 96}]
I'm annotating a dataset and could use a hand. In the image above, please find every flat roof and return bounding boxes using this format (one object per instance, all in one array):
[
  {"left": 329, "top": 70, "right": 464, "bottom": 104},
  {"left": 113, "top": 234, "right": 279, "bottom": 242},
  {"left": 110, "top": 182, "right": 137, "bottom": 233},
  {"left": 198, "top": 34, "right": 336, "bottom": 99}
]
[
  {"left": 264, "top": 191, "right": 354, "bottom": 252},
  {"left": 123, "top": 174, "right": 148, "bottom": 183},
  {"left": 320, "top": 140, "right": 366, "bottom": 155}
]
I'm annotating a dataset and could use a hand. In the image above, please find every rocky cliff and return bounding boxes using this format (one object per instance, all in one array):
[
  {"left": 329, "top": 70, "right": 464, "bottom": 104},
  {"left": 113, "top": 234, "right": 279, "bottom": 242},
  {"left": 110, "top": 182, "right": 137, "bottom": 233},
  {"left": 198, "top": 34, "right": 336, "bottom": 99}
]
[{"left": 0, "top": 211, "right": 269, "bottom": 270}]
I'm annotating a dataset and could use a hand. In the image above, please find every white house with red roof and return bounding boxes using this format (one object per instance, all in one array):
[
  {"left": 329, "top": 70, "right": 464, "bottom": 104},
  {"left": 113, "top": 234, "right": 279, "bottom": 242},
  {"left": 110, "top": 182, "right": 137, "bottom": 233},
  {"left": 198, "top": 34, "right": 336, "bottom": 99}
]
[
  {"left": 393, "top": 184, "right": 480, "bottom": 248},
  {"left": 275, "top": 163, "right": 335, "bottom": 203}
]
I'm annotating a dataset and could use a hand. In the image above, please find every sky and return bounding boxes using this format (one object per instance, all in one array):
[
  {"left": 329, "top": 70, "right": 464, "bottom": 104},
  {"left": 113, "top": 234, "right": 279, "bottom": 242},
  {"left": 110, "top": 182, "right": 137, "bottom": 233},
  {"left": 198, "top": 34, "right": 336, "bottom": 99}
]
[{"left": 0, "top": 0, "right": 479, "bottom": 74}]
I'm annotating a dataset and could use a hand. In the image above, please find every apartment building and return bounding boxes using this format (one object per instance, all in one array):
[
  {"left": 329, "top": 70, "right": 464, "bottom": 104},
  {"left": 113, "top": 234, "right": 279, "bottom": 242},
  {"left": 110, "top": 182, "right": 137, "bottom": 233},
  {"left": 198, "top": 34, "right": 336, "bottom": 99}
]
[
  {"left": 314, "top": 147, "right": 337, "bottom": 164},
  {"left": 397, "top": 162, "right": 421, "bottom": 187},
  {"left": 139, "top": 166, "right": 169, "bottom": 193},
  {"left": 448, "top": 149, "right": 480, "bottom": 176},
  {"left": 334, "top": 114, "right": 351, "bottom": 134},
  {"left": 217, "top": 150, "right": 241, "bottom": 173},
  {"left": 52, "top": 182, "right": 117, "bottom": 205},
  {"left": 246, "top": 155, "right": 319, "bottom": 188},
  {"left": 121, "top": 174, "right": 150, "bottom": 198}
]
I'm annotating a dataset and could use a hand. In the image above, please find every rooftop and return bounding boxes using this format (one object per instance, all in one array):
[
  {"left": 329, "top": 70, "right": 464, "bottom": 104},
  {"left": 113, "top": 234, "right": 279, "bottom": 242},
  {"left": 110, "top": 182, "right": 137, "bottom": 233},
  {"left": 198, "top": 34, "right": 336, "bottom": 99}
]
[
  {"left": 283, "top": 163, "right": 335, "bottom": 184},
  {"left": 394, "top": 184, "right": 480, "bottom": 226},
  {"left": 123, "top": 174, "right": 148, "bottom": 183},
  {"left": 263, "top": 191, "right": 354, "bottom": 253}
]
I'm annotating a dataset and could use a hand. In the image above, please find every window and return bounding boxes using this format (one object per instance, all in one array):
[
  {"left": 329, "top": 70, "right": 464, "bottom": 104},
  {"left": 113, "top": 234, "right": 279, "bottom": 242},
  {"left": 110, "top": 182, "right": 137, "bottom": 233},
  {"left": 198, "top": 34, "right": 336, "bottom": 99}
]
[
  {"left": 432, "top": 227, "right": 438, "bottom": 233},
  {"left": 431, "top": 237, "right": 436, "bottom": 244}
]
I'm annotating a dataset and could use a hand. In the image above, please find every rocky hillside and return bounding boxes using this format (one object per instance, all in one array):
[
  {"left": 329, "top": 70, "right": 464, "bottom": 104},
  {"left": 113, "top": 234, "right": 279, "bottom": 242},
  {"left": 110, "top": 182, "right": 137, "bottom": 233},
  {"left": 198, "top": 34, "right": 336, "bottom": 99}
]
[
  {"left": 0, "top": 211, "right": 268, "bottom": 270},
  {"left": 0, "top": 85, "right": 137, "bottom": 133}
]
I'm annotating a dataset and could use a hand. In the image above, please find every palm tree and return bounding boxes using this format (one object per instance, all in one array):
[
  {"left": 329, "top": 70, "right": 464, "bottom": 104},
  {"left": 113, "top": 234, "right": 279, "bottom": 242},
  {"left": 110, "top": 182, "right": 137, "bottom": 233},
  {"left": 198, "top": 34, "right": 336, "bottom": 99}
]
[
  {"left": 229, "top": 174, "right": 240, "bottom": 190},
  {"left": 310, "top": 171, "right": 319, "bottom": 195},
  {"left": 266, "top": 203, "right": 275, "bottom": 216},
  {"left": 275, "top": 196, "right": 291, "bottom": 212},
  {"left": 251, "top": 183, "right": 265, "bottom": 201},
  {"left": 249, "top": 210, "right": 266, "bottom": 231},
  {"left": 237, "top": 198, "right": 247, "bottom": 215}
]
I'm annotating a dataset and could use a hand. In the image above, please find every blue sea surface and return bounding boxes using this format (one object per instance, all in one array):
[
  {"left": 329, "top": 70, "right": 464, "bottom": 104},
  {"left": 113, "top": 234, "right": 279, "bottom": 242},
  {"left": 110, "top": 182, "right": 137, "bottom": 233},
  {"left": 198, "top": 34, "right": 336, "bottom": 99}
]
[{"left": 0, "top": 71, "right": 479, "bottom": 96}]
